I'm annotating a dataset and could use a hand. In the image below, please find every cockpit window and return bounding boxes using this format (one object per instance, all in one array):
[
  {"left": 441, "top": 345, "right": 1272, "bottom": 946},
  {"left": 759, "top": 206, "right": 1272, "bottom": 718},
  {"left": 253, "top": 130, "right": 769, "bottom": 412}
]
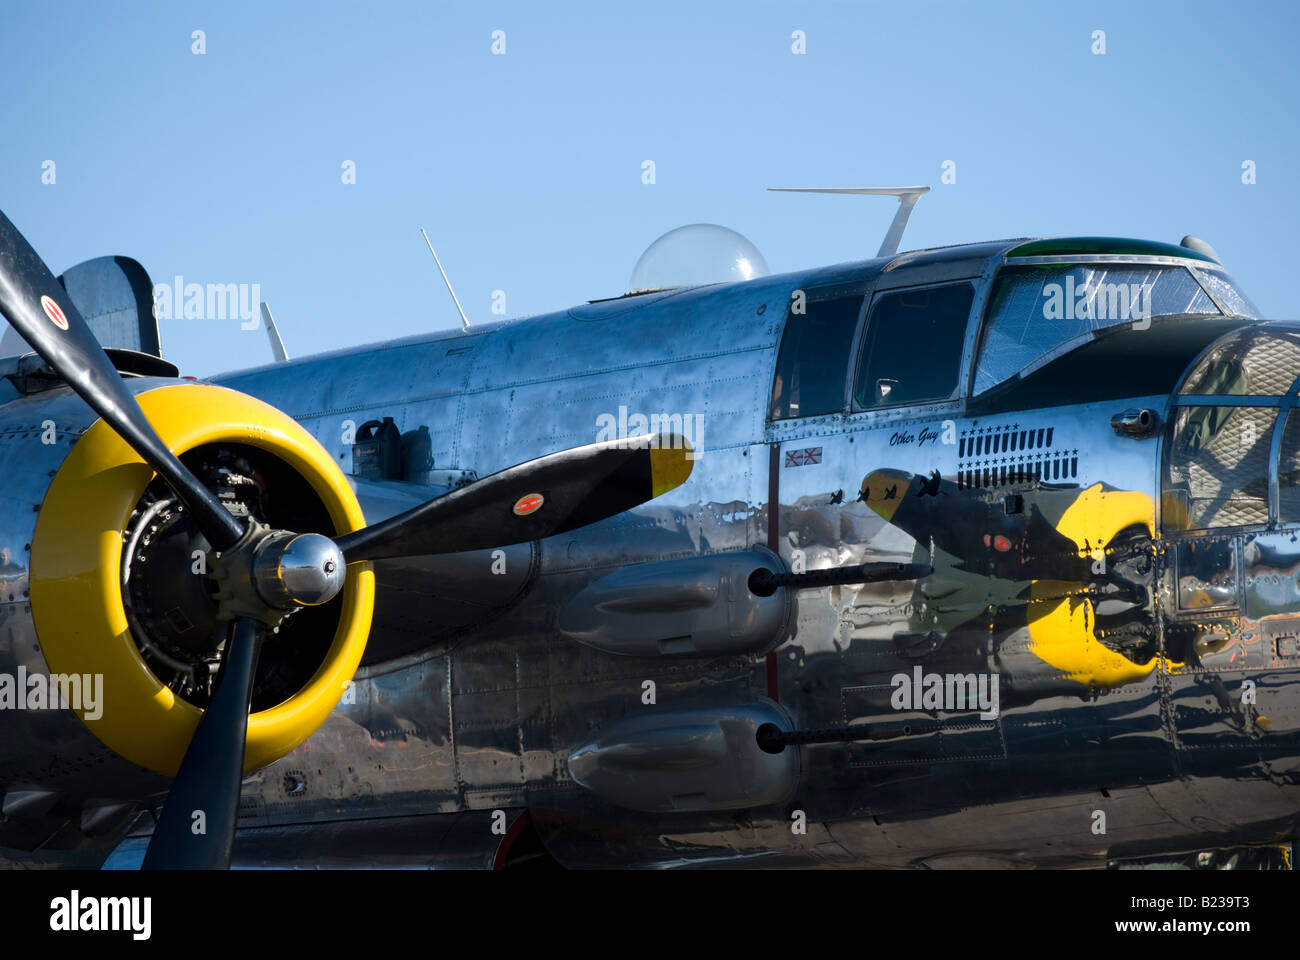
[
  {"left": 974, "top": 265, "right": 1220, "bottom": 394},
  {"left": 854, "top": 283, "right": 973, "bottom": 408},
  {"left": 769, "top": 294, "right": 863, "bottom": 420},
  {"left": 1192, "top": 268, "right": 1262, "bottom": 320}
]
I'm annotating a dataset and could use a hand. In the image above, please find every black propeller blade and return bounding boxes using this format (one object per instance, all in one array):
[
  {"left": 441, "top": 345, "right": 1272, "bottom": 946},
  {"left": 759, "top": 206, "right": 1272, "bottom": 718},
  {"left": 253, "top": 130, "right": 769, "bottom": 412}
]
[
  {"left": 0, "top": 211, "right": 243, "bottom": 550},
  {"left": 0, "top": 210, "right": 258, "bottom": 868},
  {"left": 141, "top": 617, "right": 263, "bottom": 869},
  {"left": 0, "top": 208, "right": 699, "bottom": 870},
  {"left": 337, "top": 434, "right": 694, "bottom": 562}
]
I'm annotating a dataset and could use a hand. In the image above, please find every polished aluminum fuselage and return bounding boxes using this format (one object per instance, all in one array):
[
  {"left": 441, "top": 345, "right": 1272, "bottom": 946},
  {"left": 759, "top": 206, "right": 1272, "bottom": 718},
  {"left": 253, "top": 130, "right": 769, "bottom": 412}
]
[{"left": 3, "top": 239, "right": 1298, "bottom": 867}]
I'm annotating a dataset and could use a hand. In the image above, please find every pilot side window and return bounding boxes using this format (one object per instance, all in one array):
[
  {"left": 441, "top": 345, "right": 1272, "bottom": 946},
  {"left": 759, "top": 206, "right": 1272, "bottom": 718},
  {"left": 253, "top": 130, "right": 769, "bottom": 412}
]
[
  {"left": 854, "top": 283, "right": 974, "bottom": 408},
  {"left": 769, "top": 295, "right": 863, "bottom": 420}
]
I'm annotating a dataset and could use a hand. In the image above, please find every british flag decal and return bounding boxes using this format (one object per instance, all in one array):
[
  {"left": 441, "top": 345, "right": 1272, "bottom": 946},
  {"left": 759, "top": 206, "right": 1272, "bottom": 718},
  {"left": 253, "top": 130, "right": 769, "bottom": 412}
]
[{"left": 784, "top": 447, "right": 823, "bottom": 467}]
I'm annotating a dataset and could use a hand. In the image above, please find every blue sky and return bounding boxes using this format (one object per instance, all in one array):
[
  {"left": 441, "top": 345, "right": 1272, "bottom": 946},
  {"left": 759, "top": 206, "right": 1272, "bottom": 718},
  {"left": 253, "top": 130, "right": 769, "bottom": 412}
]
[{"left": 1, "top": 1, "right": 1296, "bottom": 376}]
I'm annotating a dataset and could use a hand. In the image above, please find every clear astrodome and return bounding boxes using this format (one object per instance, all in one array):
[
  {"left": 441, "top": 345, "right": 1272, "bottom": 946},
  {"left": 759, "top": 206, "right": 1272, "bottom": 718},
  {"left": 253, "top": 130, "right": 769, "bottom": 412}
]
[{"left": 627, "top": 223, "right": 770, "bottom": 295}]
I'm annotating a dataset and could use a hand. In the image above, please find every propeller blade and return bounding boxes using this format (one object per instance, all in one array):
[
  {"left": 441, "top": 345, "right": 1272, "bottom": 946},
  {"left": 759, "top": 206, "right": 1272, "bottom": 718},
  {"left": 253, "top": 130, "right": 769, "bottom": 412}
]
[
  {"left": 141, "top": 616, "right": 263, "bottom": 869},
  {"left": 338, "top": 434, "right": 694, "bottom": 563},
  {"left": 0, "top": 210, "right": 243, "bottom": 550}
]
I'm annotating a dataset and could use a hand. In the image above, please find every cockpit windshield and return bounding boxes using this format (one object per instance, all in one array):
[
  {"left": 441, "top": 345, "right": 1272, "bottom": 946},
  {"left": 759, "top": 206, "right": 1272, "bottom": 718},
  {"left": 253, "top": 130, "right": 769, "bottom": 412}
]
[
  {"left": 1191, "top": 267, "right": 1263, "bottom": 320},
  {"left": 973, "top": 263, "right": 1259, "bottom": 395}
]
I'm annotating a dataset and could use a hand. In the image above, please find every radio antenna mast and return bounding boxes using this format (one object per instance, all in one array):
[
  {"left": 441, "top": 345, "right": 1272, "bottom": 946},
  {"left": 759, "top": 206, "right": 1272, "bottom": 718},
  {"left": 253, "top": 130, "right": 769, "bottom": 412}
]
[
  {"left": 420, "top": 228, "right": 470, "bottom": 332},
  {"left": 767, "top": 186, "right": 931, "bottom": 258}
]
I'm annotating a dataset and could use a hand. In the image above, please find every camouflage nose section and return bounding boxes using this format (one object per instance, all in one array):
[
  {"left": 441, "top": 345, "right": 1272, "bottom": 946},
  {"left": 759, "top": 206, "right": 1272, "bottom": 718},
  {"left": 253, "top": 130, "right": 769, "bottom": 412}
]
[{"left": 858, "top": 461, "right": 1167, "bottom": 686}]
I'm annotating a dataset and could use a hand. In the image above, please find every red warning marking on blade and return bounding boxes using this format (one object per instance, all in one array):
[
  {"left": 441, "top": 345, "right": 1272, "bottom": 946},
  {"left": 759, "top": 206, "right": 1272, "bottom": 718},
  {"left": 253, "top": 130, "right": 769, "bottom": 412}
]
[
  {"left": 513, "top": 493, "right": 544, "bottom": 516},
  {"left": 41, "top": 295, "right": 68, "bottom": 330}
]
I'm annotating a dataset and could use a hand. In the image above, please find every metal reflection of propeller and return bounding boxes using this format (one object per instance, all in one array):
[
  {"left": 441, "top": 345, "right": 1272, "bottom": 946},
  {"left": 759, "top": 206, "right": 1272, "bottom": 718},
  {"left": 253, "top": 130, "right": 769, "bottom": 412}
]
[{"left": 0, "top": 210, "right": 693, "bottom": 868}]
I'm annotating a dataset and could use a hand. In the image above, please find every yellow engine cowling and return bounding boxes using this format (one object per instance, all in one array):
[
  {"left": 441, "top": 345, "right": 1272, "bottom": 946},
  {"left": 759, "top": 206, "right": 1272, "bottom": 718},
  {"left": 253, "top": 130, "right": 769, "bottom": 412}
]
[
  {"left": 1026, "top": 484, "right": 1159, "bottom": 686},
  {"left": 29, "top": 382, "right": 374, "bottom": 776}
]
